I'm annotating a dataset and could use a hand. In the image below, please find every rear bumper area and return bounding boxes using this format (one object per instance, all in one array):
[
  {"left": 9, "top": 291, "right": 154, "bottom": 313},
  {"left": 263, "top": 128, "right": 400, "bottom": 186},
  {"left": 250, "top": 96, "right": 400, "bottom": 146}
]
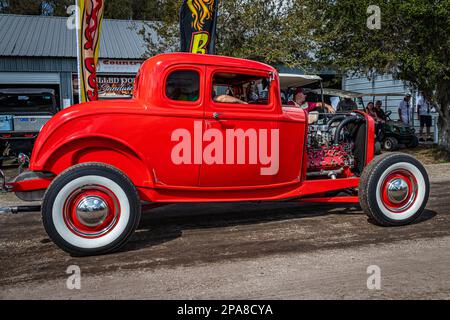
[{"left": 1, "top": 169, "right": 53, "bottom": 193}]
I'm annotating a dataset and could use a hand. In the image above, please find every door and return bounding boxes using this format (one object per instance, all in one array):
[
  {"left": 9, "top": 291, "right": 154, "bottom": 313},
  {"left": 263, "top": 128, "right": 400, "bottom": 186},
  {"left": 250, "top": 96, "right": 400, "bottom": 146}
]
[
  {"left": 146, "top": 65, "right": 205, "bottom": 188},
  {"left": 199, "top": 67, "right": 281, "bottom": 188}
]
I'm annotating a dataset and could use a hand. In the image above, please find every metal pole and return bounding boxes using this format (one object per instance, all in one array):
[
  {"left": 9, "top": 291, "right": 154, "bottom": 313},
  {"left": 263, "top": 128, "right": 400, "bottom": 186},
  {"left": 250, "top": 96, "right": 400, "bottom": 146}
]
[
  {"left": 434, "top": 115, "right": 439, "bottom": 144},
  {"left": 75, "top": 0, "right": 81, "bottom": 104},
  {"left": 209, "top": 0, "right": 220, "bottom": 55}
]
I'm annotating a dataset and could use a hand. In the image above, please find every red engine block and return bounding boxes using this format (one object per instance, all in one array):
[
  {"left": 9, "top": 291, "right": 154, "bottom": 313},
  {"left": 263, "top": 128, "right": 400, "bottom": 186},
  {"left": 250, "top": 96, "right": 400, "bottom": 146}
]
[{"left": 307, "top": 144, "right": 353, "bottom": 172}]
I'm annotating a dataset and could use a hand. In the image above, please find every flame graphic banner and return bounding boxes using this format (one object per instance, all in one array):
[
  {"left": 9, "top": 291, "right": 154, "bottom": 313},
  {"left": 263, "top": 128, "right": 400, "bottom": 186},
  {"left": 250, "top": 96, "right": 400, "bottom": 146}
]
[
  {"left": 180, "top": 0, "right": 219, "bottom": 54},
  {"left": 77, "top": 0, "right": 105, "bottom": 103}
]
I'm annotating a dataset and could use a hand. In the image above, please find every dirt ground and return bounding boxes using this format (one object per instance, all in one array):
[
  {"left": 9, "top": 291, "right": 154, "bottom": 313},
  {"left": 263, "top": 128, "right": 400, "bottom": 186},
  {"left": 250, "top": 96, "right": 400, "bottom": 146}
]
[{"left": 1, "top": 161, "right": 450, "bottom": 300}]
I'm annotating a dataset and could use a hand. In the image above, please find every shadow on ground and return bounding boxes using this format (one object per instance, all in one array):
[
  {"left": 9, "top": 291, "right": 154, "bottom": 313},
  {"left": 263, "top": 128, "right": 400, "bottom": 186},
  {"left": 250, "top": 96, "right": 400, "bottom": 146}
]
[{"left": 120, "top": 201, "right": 437, "bottom": 253}]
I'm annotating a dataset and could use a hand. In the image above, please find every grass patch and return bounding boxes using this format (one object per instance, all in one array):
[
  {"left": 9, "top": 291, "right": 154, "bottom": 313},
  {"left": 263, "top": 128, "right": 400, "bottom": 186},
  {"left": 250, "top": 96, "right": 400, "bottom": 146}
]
[{"left": 400, "top": 144, "right": 450, "bottom": 165}]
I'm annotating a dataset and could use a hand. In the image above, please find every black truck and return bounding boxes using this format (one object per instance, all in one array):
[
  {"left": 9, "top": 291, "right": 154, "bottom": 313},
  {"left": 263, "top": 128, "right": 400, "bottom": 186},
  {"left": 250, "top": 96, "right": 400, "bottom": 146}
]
[{"left": 0, "top": 88, "right": 59, "bottom": 166}]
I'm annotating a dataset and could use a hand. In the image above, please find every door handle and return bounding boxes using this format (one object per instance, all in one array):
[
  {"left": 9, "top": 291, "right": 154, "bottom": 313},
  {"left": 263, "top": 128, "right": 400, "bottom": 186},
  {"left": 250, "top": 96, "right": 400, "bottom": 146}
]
[
  {"left": 220, "top": 121, "right": 235, "bottom": 129},
  {"left": 213, "top": 112, "right": 223, "bottom": 120},
  {"left": 206, "top": 118, "right": 235, "bottom": 129}
]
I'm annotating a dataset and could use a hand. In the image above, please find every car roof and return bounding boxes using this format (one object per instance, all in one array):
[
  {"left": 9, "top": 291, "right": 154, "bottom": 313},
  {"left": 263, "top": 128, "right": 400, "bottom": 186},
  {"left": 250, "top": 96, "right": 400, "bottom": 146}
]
[
  {"left": 279, "top": 73, "right": 322, "bottom": 89},
  {"left": 141, "top": 53, "right": 275, "bottom": 73}
]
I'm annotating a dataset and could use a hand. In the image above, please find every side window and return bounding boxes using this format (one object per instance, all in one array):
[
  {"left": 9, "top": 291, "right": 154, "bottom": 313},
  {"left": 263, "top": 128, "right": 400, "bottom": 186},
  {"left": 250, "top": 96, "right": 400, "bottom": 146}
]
[
  {"left": 165, "top": 70, "right": 200, "bottom": 102},
  {"left": 212, "top": 73, "right": 270, "bottom": 105}
]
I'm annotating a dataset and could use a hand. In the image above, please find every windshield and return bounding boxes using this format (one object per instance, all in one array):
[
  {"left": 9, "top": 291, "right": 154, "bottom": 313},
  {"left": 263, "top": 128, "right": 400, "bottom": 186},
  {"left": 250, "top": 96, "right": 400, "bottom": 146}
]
[{"left": 0, "top": 93, "right": 55, "bottom": 114}]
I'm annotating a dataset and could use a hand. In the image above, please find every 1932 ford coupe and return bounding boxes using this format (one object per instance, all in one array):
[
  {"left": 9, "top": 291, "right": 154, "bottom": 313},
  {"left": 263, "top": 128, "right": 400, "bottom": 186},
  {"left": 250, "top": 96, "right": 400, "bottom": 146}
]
[{"left": 0, "top": 54, "right": 430, "bottom": 256}]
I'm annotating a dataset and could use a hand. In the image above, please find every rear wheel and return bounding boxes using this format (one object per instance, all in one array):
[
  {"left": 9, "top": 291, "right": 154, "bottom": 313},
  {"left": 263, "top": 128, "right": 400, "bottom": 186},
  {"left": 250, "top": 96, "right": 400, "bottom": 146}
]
[
  {"left": 42, "top": 163, "right": 141, "bottom": 256},
  {"left": 407, "top": 136, "right": 419, "bottom": 148},
  {"left": 359, "top": 153, "right": 429, "bottom": 226},
  {"left": 383, "top": 137, "right": 399, "bottom": 151}
]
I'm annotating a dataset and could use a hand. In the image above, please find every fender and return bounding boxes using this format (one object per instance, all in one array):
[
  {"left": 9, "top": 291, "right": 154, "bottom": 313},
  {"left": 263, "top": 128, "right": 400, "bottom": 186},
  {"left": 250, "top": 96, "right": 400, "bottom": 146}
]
[
  {"left": 27, "top": 100, "right": 154, "bottom": 188},
  {"left": 30, "top": 134, "right": 153, "bottom": 188}
]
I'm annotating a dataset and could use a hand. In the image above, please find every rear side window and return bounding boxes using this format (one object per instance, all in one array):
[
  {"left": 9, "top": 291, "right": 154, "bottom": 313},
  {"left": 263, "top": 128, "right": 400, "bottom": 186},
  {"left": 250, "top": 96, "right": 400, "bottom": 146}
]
[{"left": 165, "top": 70, "right": 200, "bottom": 102}]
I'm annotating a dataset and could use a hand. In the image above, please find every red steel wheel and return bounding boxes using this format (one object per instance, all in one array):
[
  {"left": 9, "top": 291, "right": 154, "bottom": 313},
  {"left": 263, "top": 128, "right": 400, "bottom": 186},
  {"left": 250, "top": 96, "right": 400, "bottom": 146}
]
[
  {"left": 380, "top": 170, "right": 418, "bottom": 214},
  {"left": 63, "top": 186, "right": 121, "bottom": 239}
]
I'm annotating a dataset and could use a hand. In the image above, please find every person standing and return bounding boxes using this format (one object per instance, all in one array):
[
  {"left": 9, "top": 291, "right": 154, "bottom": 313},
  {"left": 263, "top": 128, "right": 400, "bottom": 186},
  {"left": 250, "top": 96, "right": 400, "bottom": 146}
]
[
  {"left": 366, "top": 102, "right": 380, "bottom": 121},
  {"left": 398, "top": 93, "right": 412, "bottom": 125},
  {"left": 417, "top": 93, "right": 433, "bottom": 142}
]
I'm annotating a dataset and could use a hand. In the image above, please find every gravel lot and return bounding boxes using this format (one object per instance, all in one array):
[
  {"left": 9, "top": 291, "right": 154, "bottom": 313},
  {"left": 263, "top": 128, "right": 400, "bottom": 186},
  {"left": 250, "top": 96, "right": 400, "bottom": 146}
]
[{"left": 1, "top": 163, "right": 449, "bottom": 300}]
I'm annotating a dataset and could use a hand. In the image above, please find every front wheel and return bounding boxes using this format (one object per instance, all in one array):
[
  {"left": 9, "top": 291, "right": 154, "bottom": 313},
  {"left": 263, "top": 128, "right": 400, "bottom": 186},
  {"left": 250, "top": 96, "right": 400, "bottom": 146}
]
[
  {"left": 359, "top": 153, "right": 430, "bottom": 226},
  {"left": 42, "top": 163, "right": 141, "bottom": 256}
]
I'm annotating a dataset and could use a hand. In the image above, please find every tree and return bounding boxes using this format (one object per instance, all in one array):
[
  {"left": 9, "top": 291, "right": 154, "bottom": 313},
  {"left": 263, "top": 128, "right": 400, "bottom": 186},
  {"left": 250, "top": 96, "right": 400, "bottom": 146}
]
[
  {"left": 4, "top": 0, "right": 41, "bottom": 15},
  {"left": 130, "top": 0, "right": 165, "bottom": 20},
  {"left": 3, "top": 0, "right": 164, "bottom": 19},
  {"left": 3, "top": 0, "right": 72, "bottom": 16},
  {"left": 303, "top": 0, "right": 450, "bottom": 148},
  {"left": 104, "top": 0, "right": 133, "bottom": 19},
  {"left": 104, "top": 0, "right": 164, "bottom": 20},
  {"left": 141, "top": 0, "right": 317, "bottom": 68}
]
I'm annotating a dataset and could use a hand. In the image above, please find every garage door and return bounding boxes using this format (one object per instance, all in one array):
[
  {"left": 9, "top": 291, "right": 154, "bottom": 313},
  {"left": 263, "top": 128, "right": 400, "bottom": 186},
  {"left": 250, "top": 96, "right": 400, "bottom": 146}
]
[{"left": 0, "top": 72, "right": 60, "bottom": 84}]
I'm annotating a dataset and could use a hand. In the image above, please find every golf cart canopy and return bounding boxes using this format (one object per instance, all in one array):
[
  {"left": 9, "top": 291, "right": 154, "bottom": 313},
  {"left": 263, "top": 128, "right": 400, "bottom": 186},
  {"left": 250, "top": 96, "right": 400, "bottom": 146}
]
[
  {"left": 363, "top": 93, "right": 406, "bottom": 97},
  {"left": 312, "top": 89, "right": 407, "bottom": 99},
  {"left": 279, "top": 73, "right": 322, "bottom": 89},
  {"left": 311, "top": 88, "right": 364, "bottom": 99}
]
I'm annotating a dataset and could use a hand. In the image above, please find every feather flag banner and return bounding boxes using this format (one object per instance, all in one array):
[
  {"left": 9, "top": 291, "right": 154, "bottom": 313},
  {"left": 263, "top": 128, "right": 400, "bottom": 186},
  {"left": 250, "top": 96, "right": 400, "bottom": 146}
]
[
  {"left": 180, "top": 0, "right": 219, "bottom": 54},
  {"left": 76, "top": 0, "right": 105, "bottom": 103}
]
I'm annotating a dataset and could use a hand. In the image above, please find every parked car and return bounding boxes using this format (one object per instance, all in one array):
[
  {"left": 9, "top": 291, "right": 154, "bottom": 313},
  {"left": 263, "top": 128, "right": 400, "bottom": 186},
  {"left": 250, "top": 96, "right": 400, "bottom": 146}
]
[
  {"left": 0, "top": 54, "right": 430, "bottom": 256},
  {"left": 0, "top": 88, "right": 59, "bottom": 166}
]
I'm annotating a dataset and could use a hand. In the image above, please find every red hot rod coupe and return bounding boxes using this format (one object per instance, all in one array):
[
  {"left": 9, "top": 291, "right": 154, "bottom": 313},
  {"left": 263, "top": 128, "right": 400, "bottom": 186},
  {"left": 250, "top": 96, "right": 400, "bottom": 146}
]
[{"left": 0, "top": 53, "right": 430, "bottom": 256}]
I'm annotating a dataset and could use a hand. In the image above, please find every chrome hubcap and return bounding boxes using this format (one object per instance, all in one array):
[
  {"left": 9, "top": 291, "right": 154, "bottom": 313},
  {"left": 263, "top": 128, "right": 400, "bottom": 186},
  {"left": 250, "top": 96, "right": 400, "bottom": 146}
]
[
  {"left": 387, "top": 178, "right": 409, "bottom": 204},
  {"left": 76, "top": 196, "right": 109, "bottom": 227}
]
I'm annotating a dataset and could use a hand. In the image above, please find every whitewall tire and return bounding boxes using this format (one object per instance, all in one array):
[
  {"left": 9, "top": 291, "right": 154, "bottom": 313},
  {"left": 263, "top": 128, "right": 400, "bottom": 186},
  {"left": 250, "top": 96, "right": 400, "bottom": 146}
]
[
  {"left": 42, "top": 163, "right": 141, "bottom": 256},
  {"left": 359, "top": 153, "right": 430, "bottom": 226}
]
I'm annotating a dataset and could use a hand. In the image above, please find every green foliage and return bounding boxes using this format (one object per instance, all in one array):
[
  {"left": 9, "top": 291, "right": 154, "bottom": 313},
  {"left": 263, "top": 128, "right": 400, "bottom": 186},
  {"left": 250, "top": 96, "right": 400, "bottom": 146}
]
[
  {"left": 104, "top": 0, "right": 133, "bottom": 19},
  {"left": 141, "top": 0, "right": 318, "bottom": 68},
  {"left": 3, "top": 0, "right": 164, "bottom": 20},
  {"left": 104, "top": 0, "right": 166, "bottom": 20},
  {"left": 304, "top": 0, "right": 450, "bottom": 146},
  {"left": 3, "top": 0, "right": 72, "bottom": 16}
]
